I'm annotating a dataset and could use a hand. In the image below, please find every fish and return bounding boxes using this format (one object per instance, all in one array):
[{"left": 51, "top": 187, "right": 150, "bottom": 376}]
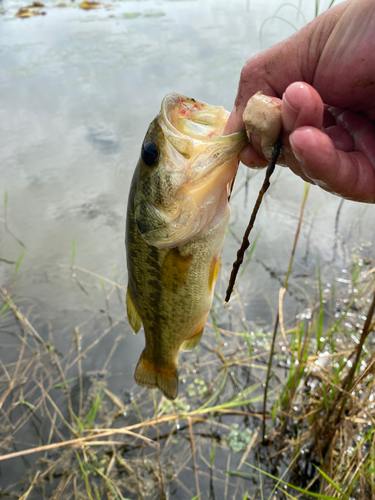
[{"left": 125, "top": 92, "right": 247, "bottom": 400}]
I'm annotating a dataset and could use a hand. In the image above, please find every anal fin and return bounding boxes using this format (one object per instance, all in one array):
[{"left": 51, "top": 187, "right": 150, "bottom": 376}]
[
  {"left": 134, "top": 351, "right": 178, "bottom": 401},
  {"left": 126, "top": 285, "right": 142, "bottom": 334},
  {"left": 180, "top": 326, "right": 204, "bottom": 352}
]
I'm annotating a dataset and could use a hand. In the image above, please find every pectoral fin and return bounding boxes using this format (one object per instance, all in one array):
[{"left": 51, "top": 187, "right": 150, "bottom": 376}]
[
  {"left": 180, "top": 326, "right": 204, "bottom": 352},
  {"left": 134, "top": 351, "right": 178, "bottom": 400},
  {"left": 126, "top": 286, "right": 142, "bottom": 334},
  {"left": 161, "top": 248, "right": 192, "bottom": 293},
  {"left": 208, "top": 255, "right": 221, "bottom": 293}
]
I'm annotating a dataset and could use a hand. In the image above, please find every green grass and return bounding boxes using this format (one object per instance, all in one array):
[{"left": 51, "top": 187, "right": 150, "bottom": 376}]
[
  {"left": 71, "top": 388, "right": 104, "bottom": 433},
  {"left": 13, "top": 247, "right": 25, "bottom": 278}
]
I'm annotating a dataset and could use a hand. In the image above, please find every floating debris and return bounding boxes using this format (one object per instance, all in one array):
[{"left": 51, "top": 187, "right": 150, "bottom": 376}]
[
  {"left": 15, "top": 1, "right": 46, "bottom": 17},
  {"left": 122, "top": 12, "right": 165, "bottom": 19},
  {"left": 79, "top": 1, "right": 105, "bottom": 9},
  {"left": 144, "top": 12, "right": 165, "bottom": 18},
  {"left": 123, "top": 12, "right": 141, "bottom": 19}
]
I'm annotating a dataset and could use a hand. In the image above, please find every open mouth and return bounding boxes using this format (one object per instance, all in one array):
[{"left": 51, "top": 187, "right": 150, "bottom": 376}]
[
  {"left": 163, "top": 94, "right": 230, "bottom": 140},
  {"left": 160, "top": 93, "right": 247, "bottom": 185}
]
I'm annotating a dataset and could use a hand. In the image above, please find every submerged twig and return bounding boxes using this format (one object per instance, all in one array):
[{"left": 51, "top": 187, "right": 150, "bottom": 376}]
[
  {"left": 225, "top": 136, "right": 282, "bottom": 303},
  {"left": 74, "top": 327, "right": 84, "bottom": 419},
  {"left": 188, "top": 416, "right": 200, "bottom": 497},
  {"left": 19, "top": 471, "right": 40, "bottom": 500},
  {"left": 0, "top": 287, "right": 50, "bottom": 349},
  {"left": 154, "top": 391, "right": 166, "bottom": 498},
  {"left": 332, "top": 197, "right": 344, "bottom": 260},
  {"left": 3, "top": 191, "right": 26, "bottom": 249}
]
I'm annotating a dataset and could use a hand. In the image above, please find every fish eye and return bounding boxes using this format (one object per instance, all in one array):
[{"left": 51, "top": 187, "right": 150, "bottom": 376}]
[{"left": 141, "top": 142, "right": 159, "bottom": 166}]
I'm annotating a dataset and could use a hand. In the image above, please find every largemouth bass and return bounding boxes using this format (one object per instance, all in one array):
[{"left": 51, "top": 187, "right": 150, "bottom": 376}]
[{"left": 126, "top": 93, "right": 246, "bottom": 400}]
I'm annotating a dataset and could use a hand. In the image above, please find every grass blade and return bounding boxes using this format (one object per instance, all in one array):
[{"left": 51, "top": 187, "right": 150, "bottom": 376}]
[
  {"left": 13, "top": 247, "right": 25, "bottom": 278},
  {"left": 314, "top": 465, "right": 349, "bottom": 499},
  {"left": 227, "top": 463, "right": 340, "bottom": 500}
]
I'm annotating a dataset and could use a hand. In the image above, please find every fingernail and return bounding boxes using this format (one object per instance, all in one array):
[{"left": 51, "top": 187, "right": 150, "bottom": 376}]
[
  {"left": 282, "top": 92, "right": 299, "bottom": 133},
  {"left": 289, "top": 134, "right": 303, "bottom": 163}
]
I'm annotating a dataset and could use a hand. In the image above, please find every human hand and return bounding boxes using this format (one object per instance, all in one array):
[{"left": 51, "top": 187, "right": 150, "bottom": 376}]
[{"left": 225, "top": 0, "right": 375, "bottom": 203}]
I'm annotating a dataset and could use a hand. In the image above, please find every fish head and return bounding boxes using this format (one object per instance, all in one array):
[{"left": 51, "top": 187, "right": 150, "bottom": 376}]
[{"left": 133, "top": 93, "right": 247, "bottom": 248}]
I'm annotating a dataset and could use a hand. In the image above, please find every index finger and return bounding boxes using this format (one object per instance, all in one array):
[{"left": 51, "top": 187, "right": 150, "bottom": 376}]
[{"left": 290, "top": 126, "right": 375, "bottom": 203}]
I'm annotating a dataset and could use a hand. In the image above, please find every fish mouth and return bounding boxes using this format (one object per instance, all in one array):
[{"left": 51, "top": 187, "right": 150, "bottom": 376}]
[
  {"left": 161, "top": 93, "right": 230, "bottom": 151},
  {"left": 160, "top": 92, "right": 246, "bottom": 155},
  {"left": 160, "top": 93, "right": 247, "bottom": 203}
]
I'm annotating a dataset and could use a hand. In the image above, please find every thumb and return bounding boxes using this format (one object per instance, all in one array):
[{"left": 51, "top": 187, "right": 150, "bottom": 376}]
[{"left": 282, "top": 82, "right": 324, "bottom": 136}]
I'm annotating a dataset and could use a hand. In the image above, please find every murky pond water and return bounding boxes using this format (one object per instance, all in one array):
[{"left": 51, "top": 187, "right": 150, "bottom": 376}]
[{"left": 1, "top": 0, "right": 374, "bottom": 498}]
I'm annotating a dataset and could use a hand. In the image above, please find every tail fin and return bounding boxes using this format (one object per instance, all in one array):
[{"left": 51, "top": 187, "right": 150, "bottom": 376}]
[{"left": 134, "top": 351, "right": 179, "bottom": 400}]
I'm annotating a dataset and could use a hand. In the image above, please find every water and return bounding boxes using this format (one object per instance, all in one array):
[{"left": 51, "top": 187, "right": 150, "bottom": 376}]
[{"left": 0, "top": 0, "right": 374, "bottom": 497}]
